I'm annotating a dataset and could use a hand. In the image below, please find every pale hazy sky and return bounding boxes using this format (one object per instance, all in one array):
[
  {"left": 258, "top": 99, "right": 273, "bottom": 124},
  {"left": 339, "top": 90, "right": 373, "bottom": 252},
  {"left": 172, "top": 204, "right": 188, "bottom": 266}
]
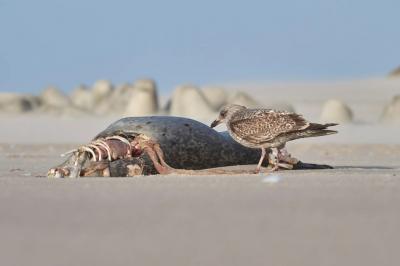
[{"left": 1, "top": 0, "right": 399, "bottom": 93}]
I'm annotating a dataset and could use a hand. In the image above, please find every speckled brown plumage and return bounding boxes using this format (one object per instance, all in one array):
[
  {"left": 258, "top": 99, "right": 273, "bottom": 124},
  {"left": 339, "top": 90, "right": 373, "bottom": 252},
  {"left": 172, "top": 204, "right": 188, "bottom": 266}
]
[
  {"left": 228, "top": 109, "right": 311, "bottom": 148},
  {"left": 216, "top": 105, "right": 337, "bottom": 149}
]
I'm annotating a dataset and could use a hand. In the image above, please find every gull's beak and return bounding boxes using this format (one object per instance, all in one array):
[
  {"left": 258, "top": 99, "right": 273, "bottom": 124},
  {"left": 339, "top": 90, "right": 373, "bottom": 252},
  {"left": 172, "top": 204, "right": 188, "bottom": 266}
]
[{"left": 210, "top": 119, "right": 221, "bottom": 128}]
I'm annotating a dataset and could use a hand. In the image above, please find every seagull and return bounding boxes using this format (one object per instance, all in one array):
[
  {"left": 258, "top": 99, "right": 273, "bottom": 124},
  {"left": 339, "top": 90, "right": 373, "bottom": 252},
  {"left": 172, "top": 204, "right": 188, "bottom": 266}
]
[{"left": 210, "top": 104, "right": 338, "bottom": 173}]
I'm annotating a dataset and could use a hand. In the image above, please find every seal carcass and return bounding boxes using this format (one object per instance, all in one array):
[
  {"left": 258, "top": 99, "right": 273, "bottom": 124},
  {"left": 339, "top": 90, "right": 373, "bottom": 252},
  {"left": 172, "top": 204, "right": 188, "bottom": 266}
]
[{"left": 48, "top": 116, "right": 331, "bottom": 178}]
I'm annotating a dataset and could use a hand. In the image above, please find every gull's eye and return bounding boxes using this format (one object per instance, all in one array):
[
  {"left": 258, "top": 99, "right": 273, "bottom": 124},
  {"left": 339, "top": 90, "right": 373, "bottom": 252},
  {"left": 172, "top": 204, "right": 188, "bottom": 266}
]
[{"left": 220, "top": 110, "right": 227, "bottom": 117}]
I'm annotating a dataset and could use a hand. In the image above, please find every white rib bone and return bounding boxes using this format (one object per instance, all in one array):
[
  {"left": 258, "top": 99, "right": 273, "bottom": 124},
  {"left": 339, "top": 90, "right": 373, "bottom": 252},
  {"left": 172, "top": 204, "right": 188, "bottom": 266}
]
[
  {"left": 80, "top": 146, "right": 97, "bottom": 161},
  {"left": 61, "top": 149, "right": 78, "bottom": 157},
  {"left": 93, "top": 139, "right": 112, "bottom": 161},
  {"left": 105, "top": 136, "right": 131, "bottom": 148},
  {"left": 88, "top": 144, "right": 102, "bottom": 161}
]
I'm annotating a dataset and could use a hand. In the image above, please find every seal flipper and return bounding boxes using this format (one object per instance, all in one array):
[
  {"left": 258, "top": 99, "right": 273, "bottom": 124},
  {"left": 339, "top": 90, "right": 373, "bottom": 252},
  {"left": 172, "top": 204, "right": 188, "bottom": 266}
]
[{"left": 292, "top": 161, "right": 333, "bottom": 170}]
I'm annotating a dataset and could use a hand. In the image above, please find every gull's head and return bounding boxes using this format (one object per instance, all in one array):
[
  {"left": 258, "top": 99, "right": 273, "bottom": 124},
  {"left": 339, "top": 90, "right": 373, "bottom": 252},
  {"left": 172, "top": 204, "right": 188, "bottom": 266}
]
[{"left": 210, "top": 104, "right": 246, "bottom": 128}]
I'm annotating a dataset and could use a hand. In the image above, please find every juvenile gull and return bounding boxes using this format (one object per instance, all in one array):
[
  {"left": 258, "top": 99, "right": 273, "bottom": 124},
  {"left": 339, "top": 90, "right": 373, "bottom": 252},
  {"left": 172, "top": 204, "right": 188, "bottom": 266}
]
[{"left": 210, "top": 104, "right": 338, "bottom": 173}]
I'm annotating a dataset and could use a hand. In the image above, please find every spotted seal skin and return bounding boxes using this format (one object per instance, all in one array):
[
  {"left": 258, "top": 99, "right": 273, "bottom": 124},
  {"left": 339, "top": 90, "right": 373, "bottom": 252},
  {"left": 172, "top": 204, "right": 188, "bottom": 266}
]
[{"left": 94, "top": 116, "right": 263, "bottom": 170}]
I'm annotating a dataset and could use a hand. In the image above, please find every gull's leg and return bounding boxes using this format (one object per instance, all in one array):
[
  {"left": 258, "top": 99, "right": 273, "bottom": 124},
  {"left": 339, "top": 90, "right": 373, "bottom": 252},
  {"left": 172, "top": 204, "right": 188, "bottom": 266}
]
[
  {"left": 269, "top": 146, "right": 298, "bottom": 170},
  {"left": 269, "top": 148, "right": 280, "bottom": 171},
  {"left": 277, "top": 146, "right": 299, "bottom": 166},
  {"left": 255, "top": 147, "right": 267, "bottom": 174}
]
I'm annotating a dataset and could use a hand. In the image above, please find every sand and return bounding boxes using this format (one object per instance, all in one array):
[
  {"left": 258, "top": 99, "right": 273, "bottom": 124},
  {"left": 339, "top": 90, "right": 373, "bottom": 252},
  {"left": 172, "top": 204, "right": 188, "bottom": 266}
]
[
  {"left": 1, "top": 77, "right": 400, "bottom": 265},
  {"left": 1, "top": 141, "right": 399, "bottom": 266}
]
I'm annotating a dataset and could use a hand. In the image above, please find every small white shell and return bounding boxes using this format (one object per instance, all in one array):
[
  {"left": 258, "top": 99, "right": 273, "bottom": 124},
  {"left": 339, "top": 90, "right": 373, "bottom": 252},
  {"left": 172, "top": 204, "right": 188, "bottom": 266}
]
[{"left": 262, "top": 175, "right": 282, "bottom": 184}]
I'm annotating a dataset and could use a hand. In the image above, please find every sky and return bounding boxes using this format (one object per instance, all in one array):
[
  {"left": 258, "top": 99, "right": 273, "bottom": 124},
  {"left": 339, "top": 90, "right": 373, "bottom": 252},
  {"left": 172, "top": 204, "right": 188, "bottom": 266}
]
[{"left": 0, "top": 0, "right": 399, "bottom": 93}]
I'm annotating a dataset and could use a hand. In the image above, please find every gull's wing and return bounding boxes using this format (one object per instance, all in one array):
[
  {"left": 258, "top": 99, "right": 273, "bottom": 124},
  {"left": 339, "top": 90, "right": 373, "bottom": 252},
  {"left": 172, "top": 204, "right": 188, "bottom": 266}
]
[{"left": 228, "top": 109, "right": 310, "bottom": 144}]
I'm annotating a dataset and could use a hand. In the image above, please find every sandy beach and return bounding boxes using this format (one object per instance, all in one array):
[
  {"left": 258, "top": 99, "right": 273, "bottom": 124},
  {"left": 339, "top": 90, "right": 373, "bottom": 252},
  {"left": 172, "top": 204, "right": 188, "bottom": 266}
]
[
  {"left": 1, "top": 77, "right": 400, "bottom": 265},
  {"left": 1, "top": 170, "right": 400, "bottom": 266},
  {"left": 1, "top": 140, "right": 399, "bottom": 266}
]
